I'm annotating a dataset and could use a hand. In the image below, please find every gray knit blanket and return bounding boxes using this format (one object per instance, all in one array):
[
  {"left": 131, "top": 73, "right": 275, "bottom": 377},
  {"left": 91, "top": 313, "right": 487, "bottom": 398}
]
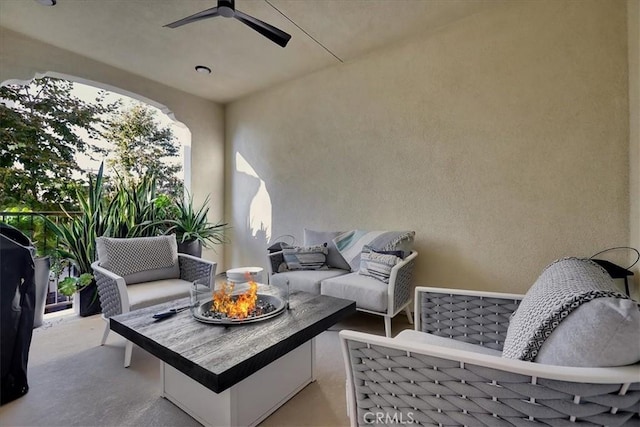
[{"left": 502, "top": 257, "right": 628, "bottom": 361}]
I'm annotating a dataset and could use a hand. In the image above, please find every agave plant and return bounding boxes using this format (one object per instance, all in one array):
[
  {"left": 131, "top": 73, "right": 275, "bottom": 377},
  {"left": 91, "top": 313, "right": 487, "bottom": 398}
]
[{"left": 160, "top": 192, "right": 227, "bottom": 249}]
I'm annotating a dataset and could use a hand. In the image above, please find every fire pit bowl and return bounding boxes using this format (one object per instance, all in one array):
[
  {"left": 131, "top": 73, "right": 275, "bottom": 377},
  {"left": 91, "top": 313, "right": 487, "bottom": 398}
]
[{"left": 191, "top": 293, "right": 286, "bottom": 325}]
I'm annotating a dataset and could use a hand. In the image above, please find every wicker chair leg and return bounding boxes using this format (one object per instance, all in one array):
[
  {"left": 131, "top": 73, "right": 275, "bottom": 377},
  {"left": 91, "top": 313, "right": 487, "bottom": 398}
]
[
  {"left": 124, "top": 341, "right": 133, "bottom": 368},
  {"left": 100, "top": 319, "right": 110, "bottom": 346}
]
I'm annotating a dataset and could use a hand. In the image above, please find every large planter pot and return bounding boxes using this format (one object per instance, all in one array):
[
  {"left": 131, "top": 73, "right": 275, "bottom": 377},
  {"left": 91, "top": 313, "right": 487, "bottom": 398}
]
[
  {"left": 33, "top": 256, "right": 50, "bottom": 328},
  {"left": 74, "top": 280, "right": 101, "bottom": 317},
  {"left": 177, "top": 239, "right": 202, "bottom": 258}
]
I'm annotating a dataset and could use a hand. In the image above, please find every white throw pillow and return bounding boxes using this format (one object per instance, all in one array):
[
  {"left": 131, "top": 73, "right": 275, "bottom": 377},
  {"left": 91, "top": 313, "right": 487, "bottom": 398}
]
[{"left": 535, "top": 297, "right": 640, "bottom": 367}]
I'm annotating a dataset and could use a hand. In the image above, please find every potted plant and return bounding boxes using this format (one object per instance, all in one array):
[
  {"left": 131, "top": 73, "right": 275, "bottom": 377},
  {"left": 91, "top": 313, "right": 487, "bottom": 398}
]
[
  {"left": 157, "top": 192, "right": 227, "bottom": 257},
  {"left": 46, "top": 164, "right": 106, "bottom": 316}
]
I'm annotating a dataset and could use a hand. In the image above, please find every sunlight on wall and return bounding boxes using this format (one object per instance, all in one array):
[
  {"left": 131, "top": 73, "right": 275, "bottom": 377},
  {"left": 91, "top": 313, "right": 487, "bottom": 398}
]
[{"left": 235, "top": 152, "right": 272, "bottom": 241}]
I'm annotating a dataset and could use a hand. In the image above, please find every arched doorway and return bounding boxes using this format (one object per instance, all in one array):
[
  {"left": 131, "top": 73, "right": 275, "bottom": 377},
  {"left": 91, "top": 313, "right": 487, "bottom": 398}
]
[{"left": 1, "top": 71, "right": 193, "bottom": 315}]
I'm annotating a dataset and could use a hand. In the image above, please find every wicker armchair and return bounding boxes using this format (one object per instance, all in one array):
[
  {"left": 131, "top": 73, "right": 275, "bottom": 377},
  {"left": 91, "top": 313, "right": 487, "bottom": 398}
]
[
  {"left": 92, "top": 244, "right": 215, "bottom": 367},
  {"left": 340, "top": 286, "right": 640, "bottom": 426}
]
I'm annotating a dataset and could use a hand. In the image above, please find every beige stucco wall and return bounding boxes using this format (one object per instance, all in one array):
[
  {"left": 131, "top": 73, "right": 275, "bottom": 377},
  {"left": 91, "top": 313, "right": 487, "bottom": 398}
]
[
  {"left": 0, "top": 27, "right": 226, "bottom": 266},
  {"left": 225, "top": 0, "right": 630, "bottom": 294}
]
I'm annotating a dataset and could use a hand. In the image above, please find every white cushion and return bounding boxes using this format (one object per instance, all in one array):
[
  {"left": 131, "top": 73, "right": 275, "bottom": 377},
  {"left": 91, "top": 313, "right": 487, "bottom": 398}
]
[
  {"left": 321, "top": 272, "right": 388, "bottom": 313},
  {"left": 395, "top": 330, "right": 503, "bottom": 357},
  {"left": 127, "top": 278, "right": 191, "bottom": 310},
  {"left": 270, "top": 269, "right": 348, "bottom": 294},
  {"left": 535, "top": 297, "right": 640, "bottom": 367}
]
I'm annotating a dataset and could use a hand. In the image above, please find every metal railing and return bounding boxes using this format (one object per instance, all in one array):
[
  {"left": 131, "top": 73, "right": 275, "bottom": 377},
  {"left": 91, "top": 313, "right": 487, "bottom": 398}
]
[{"left": 0, "top": 210, "right": 80, "bottom": 313}]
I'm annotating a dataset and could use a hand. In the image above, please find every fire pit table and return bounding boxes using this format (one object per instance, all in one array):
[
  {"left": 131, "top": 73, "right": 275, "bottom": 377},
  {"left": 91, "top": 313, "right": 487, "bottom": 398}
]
[{"left": 110, "top": 285, "right": 356, "bottom": 427}]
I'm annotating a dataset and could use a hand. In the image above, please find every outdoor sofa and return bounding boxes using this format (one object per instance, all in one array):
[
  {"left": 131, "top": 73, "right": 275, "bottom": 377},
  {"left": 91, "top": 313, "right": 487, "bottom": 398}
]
[{"left": 268, "top": 229, "right": 417, "bottom": 337}]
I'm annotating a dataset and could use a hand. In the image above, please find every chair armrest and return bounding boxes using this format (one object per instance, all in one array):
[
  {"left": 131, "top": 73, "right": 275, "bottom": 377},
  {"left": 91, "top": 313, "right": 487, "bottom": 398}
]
[
  {"left": 340, "top": 329, "right": 640, "bottom": 427},
  {"left": 178, "top": 253, "right": 216, "bottom": 288},
  {"left": 414, "top": 286, "right": 523, "bottom": 350},
  {"left": 91, "top": 261, "right": 129, "bottom": 318},
  {"left": 387, "top": 250, "right": 418, "bottom": 315}
]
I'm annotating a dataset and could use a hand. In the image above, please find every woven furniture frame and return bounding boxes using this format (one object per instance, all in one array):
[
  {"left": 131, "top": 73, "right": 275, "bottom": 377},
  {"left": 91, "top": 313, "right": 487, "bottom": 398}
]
[
  {"left": 357, "top": 251, "right": 417, "bottom": 337},
  {"left": 340, "top": 286, "right": 640, "bottom": 426},
  {"left": 92, "top": 253, "right": 216, "bottom": 367}
]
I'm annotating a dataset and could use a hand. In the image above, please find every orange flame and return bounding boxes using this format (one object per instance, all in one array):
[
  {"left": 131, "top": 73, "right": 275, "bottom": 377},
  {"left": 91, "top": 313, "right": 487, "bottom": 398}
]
[{"left": 212, "top": 276, "right": 258, "bottom": 319}]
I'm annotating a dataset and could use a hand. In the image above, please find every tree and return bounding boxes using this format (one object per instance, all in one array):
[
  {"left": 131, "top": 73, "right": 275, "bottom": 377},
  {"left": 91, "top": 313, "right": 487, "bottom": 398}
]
[
  {"left": 102, "top": 104, "right": 183, "bottom": 200},
  {"left": 0, "top": 77, "right": 119, "bottom": 210}
]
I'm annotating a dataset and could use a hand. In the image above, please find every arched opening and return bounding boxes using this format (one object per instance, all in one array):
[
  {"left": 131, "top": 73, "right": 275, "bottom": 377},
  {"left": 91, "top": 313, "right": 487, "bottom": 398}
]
[{"left": 0, "top": 70, "right": 193, "bottom": 315}]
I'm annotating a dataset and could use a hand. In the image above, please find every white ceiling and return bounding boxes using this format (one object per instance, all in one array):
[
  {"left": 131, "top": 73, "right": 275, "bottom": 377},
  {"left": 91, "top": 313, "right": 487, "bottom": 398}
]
[{"left": 0, "top": 0, "right": 507, "bottom": 104}]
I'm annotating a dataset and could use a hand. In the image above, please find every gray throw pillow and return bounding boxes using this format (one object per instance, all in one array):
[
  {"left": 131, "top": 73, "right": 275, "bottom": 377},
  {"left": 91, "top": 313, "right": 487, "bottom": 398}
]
[
  {"left": 502, "top": 257, "right": 632, "bottom": 365},
  {"left": 96, "top": 235, "right": 180, "bottom": 285},
  {"left": 535, "top": 297, "right": 640, "bottom": 367},
  {"left": 303, "top": 229, "right": 350, "bottom": 270},
  {"left": 282, "top": 244, "right": 328, "bottom": 270},
  {"left": 358, "top": 246, "right": 401, "bottom": 284}
]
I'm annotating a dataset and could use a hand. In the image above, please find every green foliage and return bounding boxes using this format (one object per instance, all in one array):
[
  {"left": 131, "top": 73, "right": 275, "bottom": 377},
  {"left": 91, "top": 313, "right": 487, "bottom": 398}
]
[
  {"left": 44, "top": 162, "right": 225, "bottom": 293},
  {"left": 103, "top": 104, "right": 183, "bottom": 200},
  {"left": 0, "top": 77, "right": 120, "bottom": 210},
  {"left": 159, "top": 192, "right": 228, "bottom": 248},
  {"left": 58, "top": 273, "right": 93, "bottom": 297},
  {"left": 103, "top": 171, "right": 167, "bottom": 238},
  {"left": 45, "top": 163, "right": 106, "bottom": 274}
]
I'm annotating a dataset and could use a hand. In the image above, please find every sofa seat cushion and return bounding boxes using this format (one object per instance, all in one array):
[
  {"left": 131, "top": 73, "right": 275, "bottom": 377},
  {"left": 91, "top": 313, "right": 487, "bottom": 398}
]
[
  {"left": 271, "top": 269, "right": 348, "bottom": 294},
  {"left": 321, "top": 272, "right": 388, "bottom": 313},
  {"left": 127, "top": 278, "right": 191, "bottom": 311},
  {"left": 395, "top": 330, "right": 503, "bottom": 357}
]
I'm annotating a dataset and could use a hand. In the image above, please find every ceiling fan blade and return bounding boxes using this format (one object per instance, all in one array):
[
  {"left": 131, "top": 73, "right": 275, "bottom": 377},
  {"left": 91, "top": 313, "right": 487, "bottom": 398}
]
[
  {"left": 234, "top": 10, "right": 291, "bottom": 48},
  {"left": 164, "top": 7, "right": 220, "bottom": 29}
]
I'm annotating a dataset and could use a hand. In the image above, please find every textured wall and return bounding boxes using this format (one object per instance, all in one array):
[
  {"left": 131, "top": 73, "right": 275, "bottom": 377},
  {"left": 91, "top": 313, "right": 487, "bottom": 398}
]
[
  {"left": 0, "top": 28, "right": 226, "bottom": 267},
  {"left": 225, "top": 0, "right": 630, "bottom": 294}
]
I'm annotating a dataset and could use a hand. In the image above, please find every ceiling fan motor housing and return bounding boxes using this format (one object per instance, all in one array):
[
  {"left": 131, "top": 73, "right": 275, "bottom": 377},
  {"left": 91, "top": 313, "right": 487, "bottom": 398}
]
[{"left": 219, "top": 0, "right": 235, "bottom": 18}]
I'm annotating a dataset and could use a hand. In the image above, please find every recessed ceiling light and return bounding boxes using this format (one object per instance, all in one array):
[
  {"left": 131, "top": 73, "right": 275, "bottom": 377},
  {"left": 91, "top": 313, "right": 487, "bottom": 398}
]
[
  {"left": 195, "top": 65, "right": 212, "bottom": 75},
  {"left": 35, "top": 0, "right": 57, "bottom": 5}
]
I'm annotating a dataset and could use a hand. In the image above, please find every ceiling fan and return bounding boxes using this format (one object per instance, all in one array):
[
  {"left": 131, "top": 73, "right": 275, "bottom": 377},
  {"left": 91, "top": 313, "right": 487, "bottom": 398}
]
[{"left": 164, "top": 0, "right": 291, "bottom": 48}]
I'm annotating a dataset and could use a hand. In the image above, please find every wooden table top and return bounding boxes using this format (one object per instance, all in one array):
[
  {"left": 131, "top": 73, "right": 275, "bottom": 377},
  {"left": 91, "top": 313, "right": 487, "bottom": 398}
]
[{"left": 110, "top": 288, "right": 356, "bottom": 393}]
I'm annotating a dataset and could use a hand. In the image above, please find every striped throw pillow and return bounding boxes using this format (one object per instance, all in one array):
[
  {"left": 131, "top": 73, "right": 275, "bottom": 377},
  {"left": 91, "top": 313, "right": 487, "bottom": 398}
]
[
  {"left": 359, "top": 246, "right": 401, "bottom": 283},
  {"left": 333, "top": 230, "right": 415, "bottom": 272},
  {"left": 282, "top": 244, "right": 328, "bottom": 270}
]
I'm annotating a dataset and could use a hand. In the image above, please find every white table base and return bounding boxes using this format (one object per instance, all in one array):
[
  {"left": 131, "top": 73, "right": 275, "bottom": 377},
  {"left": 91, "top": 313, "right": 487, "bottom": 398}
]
[{"left": 160, "top": 339, "right": 315, "bottom": 427}]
